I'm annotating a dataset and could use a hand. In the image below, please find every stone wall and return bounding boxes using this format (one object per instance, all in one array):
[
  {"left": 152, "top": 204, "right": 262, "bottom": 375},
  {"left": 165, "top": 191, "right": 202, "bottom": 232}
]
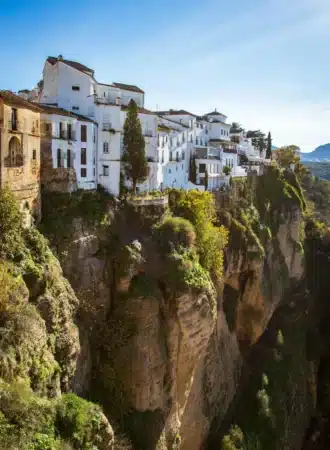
[
  {"left": 40, "top": 138, "right": 77, "bottom": 193},
  {"left": 0, "top": 102, "right": 41, "bottom": 220}
]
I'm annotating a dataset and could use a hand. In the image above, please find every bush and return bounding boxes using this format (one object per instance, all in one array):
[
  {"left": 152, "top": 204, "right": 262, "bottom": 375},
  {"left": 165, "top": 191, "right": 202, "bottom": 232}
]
[
  {"left": 168, "top": 189, "right": 228, "bottom": 278},
  {"left": 0, "top": 187, "right": 24, "bottom": 259},
  {"left": 56, "top": 393, "right": 105, "bottom": 449},
  {"left": 222, "top": 425, "right": 244, "bottom": 450},
  {"left": 154, "top": 216, "right": 196, "bottom": 252}
]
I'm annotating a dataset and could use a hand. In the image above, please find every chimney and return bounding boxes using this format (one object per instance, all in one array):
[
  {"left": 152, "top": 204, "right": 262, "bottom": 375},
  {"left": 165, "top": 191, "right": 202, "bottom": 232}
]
[{"left": 116, "top": 97, "right": 121, "bottom": 106}]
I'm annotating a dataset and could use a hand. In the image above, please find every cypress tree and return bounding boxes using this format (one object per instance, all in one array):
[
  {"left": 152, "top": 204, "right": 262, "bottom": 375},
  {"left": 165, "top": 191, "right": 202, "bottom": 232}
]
[
  {"left": 266, "top": 132, "right": 272, "bottom": 159},
  {"left": 122, "top": 99, "right": 149, "bottom": 194},
  {"left": 204, "top": 170, "right": 209, "bottom": 191},
  {"left": 189, "top": 155, "right": 197, "bottom": 183}
]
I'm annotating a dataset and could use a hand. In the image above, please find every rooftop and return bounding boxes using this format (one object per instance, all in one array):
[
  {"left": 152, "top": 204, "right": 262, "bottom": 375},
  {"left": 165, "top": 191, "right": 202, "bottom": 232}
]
[
  {"left": 0, "top": 90, "right": 41, "bottom": 112},
  {"left": 112, "top": 82, "right": 144, "bottom": 94},
  {"left": 38, "top": 104, "right": 95, "bottom": 123},
  {"left": 156, "top": 109, "right": 196, "bottom": 117},
  {"left": 47, "top": 56, "right": 94, "bottom": 75},
  {"left": 121, "top": 105, "right": 154, "bottom": 115},
  {"left": 205, "top": 109, "right": 227, "bottom": 118}
]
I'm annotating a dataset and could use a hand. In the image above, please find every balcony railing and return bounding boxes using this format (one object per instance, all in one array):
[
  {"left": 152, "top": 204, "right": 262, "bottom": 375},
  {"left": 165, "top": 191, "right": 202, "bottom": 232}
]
[
  {"left": 102, "top": 122, "right": 114, "bottom": 131},
  {"left": 67, "top": 131, "right": 76, "bottom": 141},
  {"left": 95, "top": 96, "right": 117, "bottom": 105},
  {"left": 195, "top": 146, "right": 221, "bottom": 160},
  {"left": 60, "top": 130, "right": 67, "bottom": 139}
]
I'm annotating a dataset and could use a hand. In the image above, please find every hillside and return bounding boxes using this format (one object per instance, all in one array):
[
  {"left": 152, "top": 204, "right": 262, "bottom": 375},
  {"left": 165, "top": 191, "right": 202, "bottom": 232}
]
[
  {"left": 303, "top": 162, "right": 330, "bottom": 181},
  {"left": 301, "top": 143, "right": 330, "bottom": 161}
]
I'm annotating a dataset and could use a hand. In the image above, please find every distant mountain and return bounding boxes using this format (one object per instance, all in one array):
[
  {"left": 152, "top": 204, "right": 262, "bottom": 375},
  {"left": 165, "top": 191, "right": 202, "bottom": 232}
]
[
  {"left": 303, "top": 161, "right": 330, "bottom": 181},
  {"left": 300, "top": 144, "right": 330, "bottom": 161}
]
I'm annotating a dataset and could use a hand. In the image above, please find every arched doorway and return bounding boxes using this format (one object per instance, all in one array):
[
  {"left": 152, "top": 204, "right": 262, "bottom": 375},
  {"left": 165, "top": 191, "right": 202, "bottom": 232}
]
[{"left": 8, "top": 136, "right": 23, "bottom": 166}]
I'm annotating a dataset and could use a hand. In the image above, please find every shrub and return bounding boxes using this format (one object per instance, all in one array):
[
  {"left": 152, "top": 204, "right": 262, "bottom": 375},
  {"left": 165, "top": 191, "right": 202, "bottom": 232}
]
[
  {"left": 168, "top": 189, "right": 228, "bottom": 278},
  {"left": 223, "top": 166, "right": 232, "bottom": 176},
  {"left": 222, "top": 425, "right": 244, "bottom": 450},
  {"left": 0, "top": 187, "right": 24, "bottom": 259},
  {"left": 56, "top": 393, "right": 105, "bottom": 449},
  {"left": 154, "top": 216, "right": 196, "bottom": 252}
]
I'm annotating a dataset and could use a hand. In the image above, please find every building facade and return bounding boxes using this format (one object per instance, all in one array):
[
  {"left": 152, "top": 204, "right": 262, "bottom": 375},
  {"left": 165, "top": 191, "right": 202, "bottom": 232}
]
[
  {"left": 0, "top": 91, "right": 41, "bottom": 222},
  {"left": 38, "top": 105, "right": 96, "bottom": 191},
  {"left": 18, "top": 55, "right": 266, "bottom": 196}
]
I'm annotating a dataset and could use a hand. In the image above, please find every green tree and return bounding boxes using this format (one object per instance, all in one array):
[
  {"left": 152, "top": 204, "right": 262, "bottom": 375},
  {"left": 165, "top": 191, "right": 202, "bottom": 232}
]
[
  {"left": 273, "top": 145, "right": 300, "bottom": 168},
  {"left": 204, "top": 170, "right": 209, "bottom": 191},
  {"left": 189, "top": 155, "right": 197, "bottom": 183},
  {"left": 247, "top": 130, "right": 266, "bottom": 151},
  {"left": 230, "top": 122, "right": 243, "bottom": 133},
  {"left": 223, "top": 166, "right": 232, "bottom": 176},
  {"left": 266, "top": 132, "right": 272, "bottom": 159},
  {"left": 122, "top": 99, "right": 149, "bottom": 194}
]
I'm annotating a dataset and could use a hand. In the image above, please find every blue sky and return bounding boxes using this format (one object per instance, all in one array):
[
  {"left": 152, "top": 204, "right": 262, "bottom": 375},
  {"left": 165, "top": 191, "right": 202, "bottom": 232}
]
[{"left": 1, "top": 0, "right": 330, "bottom": 152}]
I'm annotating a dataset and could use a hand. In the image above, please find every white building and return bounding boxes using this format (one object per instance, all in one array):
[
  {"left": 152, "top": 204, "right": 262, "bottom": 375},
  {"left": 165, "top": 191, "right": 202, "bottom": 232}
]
[
  {"left": 30, "top": 55, "right": 267, "bottom": 195},
  {"left": 39, "top": 105, "right": 97, "bottom": 190},
  {"left": 39, "top": 55, "right": 154, "bottom": 195}
]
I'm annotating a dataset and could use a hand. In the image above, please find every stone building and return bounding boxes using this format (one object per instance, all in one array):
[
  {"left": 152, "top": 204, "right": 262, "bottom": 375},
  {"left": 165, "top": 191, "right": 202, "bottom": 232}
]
[{"left": 0, "top": 90, "right": 41, "bottom": 222}]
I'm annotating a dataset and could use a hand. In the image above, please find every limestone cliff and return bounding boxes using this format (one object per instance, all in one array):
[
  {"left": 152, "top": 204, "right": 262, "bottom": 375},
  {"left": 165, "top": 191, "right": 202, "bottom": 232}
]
[
  {"left": 38, "top": 167, "right": 311, "bottom": 450},
  {"left": 0, "top": 188, "right": 114, "bottom": 449}
]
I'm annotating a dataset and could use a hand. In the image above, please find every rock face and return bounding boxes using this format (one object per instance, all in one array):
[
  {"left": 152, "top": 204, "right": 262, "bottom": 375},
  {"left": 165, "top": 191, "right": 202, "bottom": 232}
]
[{"left": 41, "top": 171, "right": 309, "bottom": 450}]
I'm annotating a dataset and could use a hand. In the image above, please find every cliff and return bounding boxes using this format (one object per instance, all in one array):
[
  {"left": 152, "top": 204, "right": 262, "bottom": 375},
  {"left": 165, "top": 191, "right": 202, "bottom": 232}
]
[
  {"left": 0, "top": 188, "right": 114, "bottom": 449},
  {"left": 35, "top": 166, "right": 310, "bottom": 450}
]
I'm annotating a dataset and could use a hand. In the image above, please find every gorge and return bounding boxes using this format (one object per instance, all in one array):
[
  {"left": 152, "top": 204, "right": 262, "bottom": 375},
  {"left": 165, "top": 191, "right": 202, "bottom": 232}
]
[{"left": 1, "top": 162, "right": 330, "bottom": 450}]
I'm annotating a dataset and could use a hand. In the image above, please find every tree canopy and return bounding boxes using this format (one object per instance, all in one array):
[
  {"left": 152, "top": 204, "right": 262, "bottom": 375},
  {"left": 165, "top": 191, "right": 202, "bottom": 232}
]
[
  {"left": 122, "top": 99, "right": 149, "bottom": 194},
  {"left": 273, "top": 145, "right": 300, "bottom": 168}
]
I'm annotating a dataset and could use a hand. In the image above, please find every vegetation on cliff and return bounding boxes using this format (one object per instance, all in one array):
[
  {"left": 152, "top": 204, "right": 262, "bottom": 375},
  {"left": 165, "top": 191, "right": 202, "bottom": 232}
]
[{"left": 0, "top": 188, "right": 113, "bottom": 449}]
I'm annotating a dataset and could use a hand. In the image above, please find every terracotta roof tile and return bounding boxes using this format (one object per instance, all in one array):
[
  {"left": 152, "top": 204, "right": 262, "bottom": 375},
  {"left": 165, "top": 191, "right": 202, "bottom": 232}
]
[
  {"left": 47, "top": 57, "right": 94, "bottom": 75},
  {"left": 38, "top": 104, "right": 95, "bottom": 123},
  {"left": 156, "top": 109, "right": 196, "bottom": 117},
  {"left": 205, "top": 110, "right": 227, "bottom": 118},
  {"left": 0, "top": 90, "right": 41, "bottom": 112},
  {"left": 113, "top": 82, "right": 144, "bottom": 94},
  {"left": 121, "top": 105, "right": 154, "bottom": 115}
]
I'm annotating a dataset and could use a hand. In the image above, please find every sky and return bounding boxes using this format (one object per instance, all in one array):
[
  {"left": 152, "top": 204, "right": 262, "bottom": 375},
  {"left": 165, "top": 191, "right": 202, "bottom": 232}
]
[{"left": 1, "top": 0, "right": 330, "bottom": 152}]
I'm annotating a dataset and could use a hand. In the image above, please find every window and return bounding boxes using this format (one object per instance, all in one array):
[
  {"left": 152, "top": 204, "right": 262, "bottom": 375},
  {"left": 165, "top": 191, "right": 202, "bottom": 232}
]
[
  {"left": 81, "top": 168, "right": 87, "bottom": 177},
  {"left": 72, "top": 85, "right": 80, "bottom": 91},
  {"left": 67, "top": 123, "right": 72, "bottom": 140},
  {"left": 190, "top": 135, "right": 193, "bottom": 143},
  {"left": 11, "top": 108, "right": 18, "bottom": 130},
  {"left": 221, "top": 129, "right": 223, "bottom": 136},
  {"left": 93, "top": 168, "right": 96, "bottom": 177},
  {"left": 67, "top": 149, "right": 72, "bottom": 168},
  {"left": 81, "top": 148, "right": 87, "bottom": 165},
  {"left": 182, "top": 164, "right": 184, "bottom": 169},
  {"left": 32, "top": 149, "right": 36, "bottom": 160},
  {"left": 57, "top": 149, "right": 62, "bottom": 168},
  {"left": 103, "top": 165, "right": 109, "bottom": 176},
  {"left": 169, "top": 168, "right": 172, "bottom": 174},
  {"left": 59, "top": 122, "right": 65, "bottom": 139},
  {"left": 170, "top": 151, "right": 173, "bottom": 161},
  {"left": 103, "top": 142, "right": 109, "bottom": 153},
  {"left": 8, "top": 136, "right": 23, "bottom": 166},
  {"left": 182, "top": 151, "right": 185, "bottom": 160},
  {"left": 36, "top": 120, "right": 39, "bottom": 130},
  {"left": 72, "top": 106, "right": 80, "bottom": 111},
  {"left": 81, "top": 125, "right": 87, "bottom": 142},
  {"left": 199, "top": 163, "right": 206, "bottom": 173}
]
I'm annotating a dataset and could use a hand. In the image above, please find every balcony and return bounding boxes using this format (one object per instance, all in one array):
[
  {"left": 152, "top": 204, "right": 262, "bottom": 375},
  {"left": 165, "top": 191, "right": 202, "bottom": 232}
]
[
  {"left": 94, "top": 96, "right": 117, "bottom": 106},
  {"left": 60, "top": 130, "right": 67, "bottom": 140},
  {"left": 195, "top": 146, "right": 221, "bottom": 160},
  {"left": 102, "top": 123, "right": 116, "bottom": 133}
]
